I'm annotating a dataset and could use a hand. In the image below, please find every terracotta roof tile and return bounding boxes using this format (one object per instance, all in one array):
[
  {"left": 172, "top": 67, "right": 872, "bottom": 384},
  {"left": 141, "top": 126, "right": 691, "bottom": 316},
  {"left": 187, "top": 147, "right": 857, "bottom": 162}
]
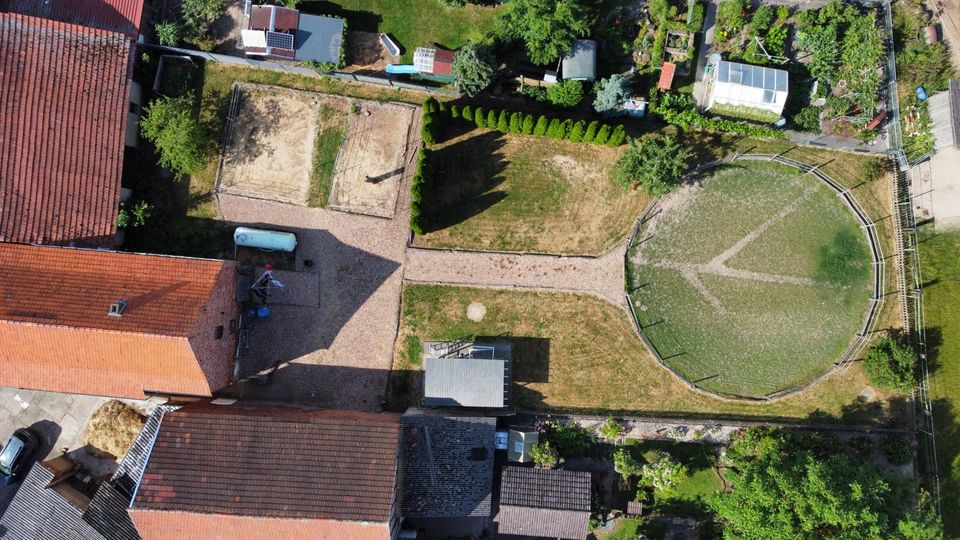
[
  {"left": 130, "top": 402, "right": 401, "bottom": 538},
  {"left": 0, "top": 0, "right": 144, "bottom": 36},
  {"left": 0, "top": 244, "right": 239, "bottom": 398},
  {"left": 0, "top": 14, "right": 131, "bottom": 247}
]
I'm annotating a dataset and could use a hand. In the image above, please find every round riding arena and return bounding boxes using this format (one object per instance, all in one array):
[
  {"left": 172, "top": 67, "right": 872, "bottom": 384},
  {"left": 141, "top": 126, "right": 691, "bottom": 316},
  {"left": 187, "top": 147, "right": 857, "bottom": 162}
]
[{"left": 626, "top": 159, "right": 877, "bottom": 399}]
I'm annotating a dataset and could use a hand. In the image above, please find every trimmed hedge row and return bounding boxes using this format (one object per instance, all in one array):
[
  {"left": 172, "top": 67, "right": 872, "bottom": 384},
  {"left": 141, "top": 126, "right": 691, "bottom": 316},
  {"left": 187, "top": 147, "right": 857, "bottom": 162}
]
[
  {"left": 421, "top": 97, "right": 627, "bottom": 147},
  {"left": 409, "top": 145, "right": 433, "bottom": 235}
]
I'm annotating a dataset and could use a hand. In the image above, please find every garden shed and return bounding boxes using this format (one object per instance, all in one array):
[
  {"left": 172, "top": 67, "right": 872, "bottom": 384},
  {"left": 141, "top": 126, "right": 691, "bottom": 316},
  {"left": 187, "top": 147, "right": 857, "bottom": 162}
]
[
  {"left": 423, "top": 341, "right": 512, "bottom": 411},
  {"left": 561, "top": 39, "right": 597, "bottom": 82},
  {"left": 242, "top": 5, "right": 344, "bottom": 64},
  {"left": 706, "top": 60, "right": 789, "bottom": 117}
]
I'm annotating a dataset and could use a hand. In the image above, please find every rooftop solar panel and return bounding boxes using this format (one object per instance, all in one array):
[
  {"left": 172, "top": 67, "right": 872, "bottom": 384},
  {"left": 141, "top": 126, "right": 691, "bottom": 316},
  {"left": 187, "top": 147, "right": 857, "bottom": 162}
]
[{"left": 266, "top": 31, "right": 294, "bottom": 51}]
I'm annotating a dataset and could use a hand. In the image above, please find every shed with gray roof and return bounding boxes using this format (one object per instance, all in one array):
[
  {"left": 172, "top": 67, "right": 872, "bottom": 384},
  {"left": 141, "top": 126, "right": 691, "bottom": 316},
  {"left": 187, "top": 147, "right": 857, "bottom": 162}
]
[
  {"left": 495, "top": 467, "right": 592, "bottom": 540},
  {"left": 561, "top": 39, "right": 597, "bottom": 82},
  {"left": 423, "top": 342, "right": 512, "bottom": 410}
]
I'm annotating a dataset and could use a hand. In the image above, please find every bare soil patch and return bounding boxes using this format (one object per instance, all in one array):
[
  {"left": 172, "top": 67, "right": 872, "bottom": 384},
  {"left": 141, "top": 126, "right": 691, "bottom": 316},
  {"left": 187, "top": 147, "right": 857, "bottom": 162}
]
[
  {"left": 218, "top": 84, "right": 320, "bottom": 205},
  {"left": 327, "top": 100, "right": 416, "bottom": 217},
  {"left": 342, "top": 31, "right": 396, "bottom": 73}
]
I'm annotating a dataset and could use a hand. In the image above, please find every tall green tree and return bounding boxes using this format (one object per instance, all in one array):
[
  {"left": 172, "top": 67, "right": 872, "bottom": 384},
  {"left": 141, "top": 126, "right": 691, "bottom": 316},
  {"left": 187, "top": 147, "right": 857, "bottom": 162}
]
[
  {"left": 451, "top": 43, "right": 497, "bottom": 97},
  {"left": 614, "top": 135, "right": 693, "bottom": 195},
  {"left": 495, "top": 0, "right": 590, "bottom": 65},
  {"left": 711, "top": 428, "right": 943, "bottom": 540},
  {"left": 140, "top": 95, "right": 207, "bottom": 180}
]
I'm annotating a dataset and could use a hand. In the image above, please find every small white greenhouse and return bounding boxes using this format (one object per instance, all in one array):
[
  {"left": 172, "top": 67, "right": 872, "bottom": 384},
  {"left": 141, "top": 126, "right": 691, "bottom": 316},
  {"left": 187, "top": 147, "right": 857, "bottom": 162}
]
[{"left": 706, "top": 60, "right": 789, "bottom": 117}]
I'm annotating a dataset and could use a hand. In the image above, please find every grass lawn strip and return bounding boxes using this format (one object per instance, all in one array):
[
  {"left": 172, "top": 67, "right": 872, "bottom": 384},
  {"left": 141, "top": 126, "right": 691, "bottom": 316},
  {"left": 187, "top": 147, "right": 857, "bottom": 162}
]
[
  {"left": 415, "top": 130, "right": 652, "bottom": 255},
  {"left": 918, "top": 229, "right": 960, "bottom": 534},
  {"left": 308, "top": 105, "right": 349, "bottom": 207},
  {"left": 629, "top": 161, "right": 872, "bottom": 397},
  {"left": 391, "top": 284, "right": 906, "bottom": 424}
]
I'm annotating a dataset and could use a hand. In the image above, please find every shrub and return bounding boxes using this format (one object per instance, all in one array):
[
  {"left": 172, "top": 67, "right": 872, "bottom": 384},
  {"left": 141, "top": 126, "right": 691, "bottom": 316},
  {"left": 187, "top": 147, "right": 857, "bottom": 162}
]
[
  {"left": 182, "top": 0, "right": 225, "bottom": 33},
  {"left": 688, "top": 2, "right": 705, "bottom": 32},
  {"left": 864, "top": 337, "right": 917, "bottom": 392},
  {"left": 594, "top": 73, "right": 632, "bottom": 113},
  {"left": 509, "top": 112, "right": 522, "bottom": 133},
  {"left": 474, "top": 106, "right": 486, "bottom": 128},
  {"left": 607, "top": 124, "right": 627, "bottom": 146},
  {"left": 451, "top": 42, "right": 496, "bottom": 96},
  {"left": 776, "top": 5, "right": 790, "bottom": 21},
  {"left": 546, "top": 79, "right": 584, "bottom": 108},
  {"left": 115, "top": 200, "right": 153, "bottom": 229},
  {"left": 599, "top": 417, "right": 624, "bottom": 442},
  {"left": 497, "top": 109, "right": 510, "bottom": 132},
  {"left": 557, "top": 119, "right": 572, "bottom": 139},
  {"left": 568, "top": 120, "right": 586, "bottom": 142},
  {"left": 155, "top": 21, "right": 182, "bottom": 46},
  {"left": 530, "top": 441, "right": 559, "bottom": 468},
  {"left": 541, "top": 420, "right": 593, "bottom": 458},
  {"left": 614, "top": 135, "right": 694, "bottom": 194},
  {"left": 583, "top": 120, "right": 599, "bottom": 142},
  {"left": 421, "top": 115, "right": 437, "bottom": 144},
  {"left": 880, "top": 434, "right": 915, "bottom": 465},
  {"left": 594, "top": 124, "right": 611, "bottom": 144},
  {"left": 450, "top": 104, "right": 460, "bottom": 119},
  {"left": 486, "top": 109, "right": 497, "bottom": 127},
  {"left": 440, "top": 0, "right": 466, "bottom": 6},
  {"left": 423, "top": 96, "right": 439, "bottom": 114},
  {"left": 522, "top": 113, "right": 535, "bottom": 134},
  {"left": 792, "top": 106, "right": 823, "bottom": 132},
  {"left": 640, "top": 451, "right": 686, "bottom": 493},
  {"left": 546, "top": 118, "right": 562, "bottom": 138},
  {"left": 613, "top": 448, "right": 643, "bottom": 480},
  {"left": 140, "top": 94, "right": 207, "bottom": 180},
  {"left": 462, "top": 104, "right": 474, "bottom": 122},
  {"left": 533, "top": 115, "right": 549, "bottom": 136}
]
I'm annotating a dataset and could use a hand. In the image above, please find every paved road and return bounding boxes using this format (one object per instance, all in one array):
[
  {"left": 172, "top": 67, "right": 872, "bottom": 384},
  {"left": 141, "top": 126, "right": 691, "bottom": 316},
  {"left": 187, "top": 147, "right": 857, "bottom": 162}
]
[{"left": 403, "top": 243, "right": 628, "bottom": 308}]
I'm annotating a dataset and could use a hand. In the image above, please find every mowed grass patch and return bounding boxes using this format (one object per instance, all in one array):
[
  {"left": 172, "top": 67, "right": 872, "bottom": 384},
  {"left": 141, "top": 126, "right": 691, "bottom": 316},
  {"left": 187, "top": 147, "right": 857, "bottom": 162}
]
[
  {"left": 300, "top": 0, "right": 500, "bottom": 62},
  {"left": 629, "top": 162, "right": 873, "bottom": 397},
  {"left": 414, "top": 130, "right": 652, "bottom": 255},
  {"left": 308, "top": 105, "right": 349, "bottom": 207},
  {"left": 390, "top": 284, "right": 907, "bottom": 424},
  {"left": 617, "top": 439, "right": 724, "bottom": 515},
  {"left": 919, "top": 229, "right": 960, "bottom": 534}
]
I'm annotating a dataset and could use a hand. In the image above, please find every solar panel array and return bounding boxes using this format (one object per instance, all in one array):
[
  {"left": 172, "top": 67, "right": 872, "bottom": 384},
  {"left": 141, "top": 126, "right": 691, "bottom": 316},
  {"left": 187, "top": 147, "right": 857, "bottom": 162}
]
[{"left": 266, "top": 31, "right": 294, "bottom": 51}]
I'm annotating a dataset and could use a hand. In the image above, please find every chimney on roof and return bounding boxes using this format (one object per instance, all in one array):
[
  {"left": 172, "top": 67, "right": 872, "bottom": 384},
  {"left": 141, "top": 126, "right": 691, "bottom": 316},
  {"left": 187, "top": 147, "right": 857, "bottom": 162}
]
[{"left": 108, "top": 300, "right": 128, "bottom": 317}]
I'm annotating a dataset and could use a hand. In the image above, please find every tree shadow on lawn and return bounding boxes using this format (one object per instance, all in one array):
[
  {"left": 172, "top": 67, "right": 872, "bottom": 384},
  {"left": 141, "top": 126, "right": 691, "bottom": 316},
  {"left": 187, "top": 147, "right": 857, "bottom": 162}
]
[
  {"left": 427, "top": 130, "right": 509, "bottom": 232},
  {"left": 805, "top": 393, "right": 911, "bottom": 428},
  {"left": 930, "top": 397, "right": 960, "bottom": 534}
]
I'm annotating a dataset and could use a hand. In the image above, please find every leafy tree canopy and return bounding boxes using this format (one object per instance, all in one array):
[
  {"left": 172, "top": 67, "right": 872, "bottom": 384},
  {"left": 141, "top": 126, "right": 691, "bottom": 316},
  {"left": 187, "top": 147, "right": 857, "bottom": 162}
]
[
  {"left": 614, "top": 135, "right": 693, "bottom": 195},
  {"left": 452, "top": 43, "right": 497, "bottom": 97},
  {"left": 495, "top": 0, "right": 591, "bottom": 65},
  {"left": 140, "top": 95, "right": 207, "bottom": 180},
  {"left": 711, "top": 428, "right": 942, "bottom": 540},
  {"left": 864, "top": 336, "right": 917, "bottom": 392}
]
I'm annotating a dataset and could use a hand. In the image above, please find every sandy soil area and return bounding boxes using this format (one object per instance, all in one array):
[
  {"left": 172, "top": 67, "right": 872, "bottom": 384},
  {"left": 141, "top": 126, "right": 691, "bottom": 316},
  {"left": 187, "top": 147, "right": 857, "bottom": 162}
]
[
  {"left": 342, "top": 31, "right": 398, "bottom": 73},
  {"left": 327, "top": 100, "right": 416, "bottom": 218},
  {"left": 219, "top": 84, "right": 319, "bottom": 205}
]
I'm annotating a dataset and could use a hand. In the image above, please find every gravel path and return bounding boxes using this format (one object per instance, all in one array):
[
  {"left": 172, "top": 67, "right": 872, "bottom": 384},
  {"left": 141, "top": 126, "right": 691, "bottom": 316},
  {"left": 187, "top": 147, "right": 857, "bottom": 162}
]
[{"left": 403, "top": 244, "right": 628, "bottom": 307}]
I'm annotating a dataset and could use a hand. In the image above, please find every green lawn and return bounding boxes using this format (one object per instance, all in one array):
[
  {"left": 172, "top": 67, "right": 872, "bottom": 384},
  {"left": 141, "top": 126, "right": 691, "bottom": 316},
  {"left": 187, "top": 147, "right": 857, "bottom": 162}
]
[
  {"left": 919, "top": 229, "right": 960, "bottom": 534},
  {"left": 414, "top": 129, "right": 651, "bottom": 255},
  {"left": 300, "top": 0, "right": 500, "bottom": 62},
  {"left": 620, "top": 439, "right": 724, "bottom": 515},
  {"left": 391, "top": 284, "right": 908, "bottom": 425},
  {"left": 628, "top": 162, "right": 873, "bottom": 397},
  {"left": 308, "top": 105, "right": 349, "bottom": 207}
]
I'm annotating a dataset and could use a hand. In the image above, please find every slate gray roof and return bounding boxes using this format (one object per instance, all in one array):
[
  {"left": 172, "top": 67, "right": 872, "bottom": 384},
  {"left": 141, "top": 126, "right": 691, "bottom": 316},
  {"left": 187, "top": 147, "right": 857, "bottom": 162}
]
[
  {"left": 0, "top": 405, "right": 175, "bottom": 540},
  {"left": 0, "top": 462, "right": 104, "bottom": 540},
  {"left": 495, "top": 467, "right": 591, "bottom": 539},
  {"left": 398, "top": 411, "right": 496, "bottom": 519},
  {"left": 424, "top": 355, "right": 510, "bottom": 408},
  {"left": 294, "top": 14, "right": 343, "bottom": 63}
]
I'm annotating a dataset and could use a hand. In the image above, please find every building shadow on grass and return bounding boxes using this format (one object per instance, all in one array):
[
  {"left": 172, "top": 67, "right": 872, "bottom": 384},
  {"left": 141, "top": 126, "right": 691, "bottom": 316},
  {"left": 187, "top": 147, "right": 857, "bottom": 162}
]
[
  {"left": 427, "top": 130, "right": 509, "bottom": 232},
  {"left": 296, "top": 2, "right": 383, "bottom": 32}
]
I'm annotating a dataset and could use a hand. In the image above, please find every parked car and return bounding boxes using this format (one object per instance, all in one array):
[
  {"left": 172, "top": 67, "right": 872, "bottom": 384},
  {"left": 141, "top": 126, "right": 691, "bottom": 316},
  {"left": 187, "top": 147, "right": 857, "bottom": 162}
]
[{"left": 0, "top": 428, "right": 39, "bottom": 485}]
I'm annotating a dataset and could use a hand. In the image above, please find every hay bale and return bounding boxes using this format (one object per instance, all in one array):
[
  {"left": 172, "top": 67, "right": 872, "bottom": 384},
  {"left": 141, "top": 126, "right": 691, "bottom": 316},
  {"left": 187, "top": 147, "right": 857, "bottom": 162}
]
[{"left": 85, "top": 400, "right": 146, "bottom": 459}]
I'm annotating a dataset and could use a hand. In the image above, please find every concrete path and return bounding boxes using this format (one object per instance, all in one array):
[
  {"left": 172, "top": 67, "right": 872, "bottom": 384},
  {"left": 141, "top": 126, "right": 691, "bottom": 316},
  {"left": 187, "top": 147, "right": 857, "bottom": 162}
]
[
  {"left": 403, "top": 243, "right": 628, "bottom": 308},
  {"left": 692, "top": 0, "right": 717, "bottom": 107}
]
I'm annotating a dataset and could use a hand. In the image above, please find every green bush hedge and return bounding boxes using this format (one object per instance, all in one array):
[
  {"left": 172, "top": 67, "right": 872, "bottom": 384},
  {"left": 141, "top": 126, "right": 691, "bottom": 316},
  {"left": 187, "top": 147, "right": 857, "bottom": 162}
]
[
  {"left": 434, "top": 105, "right": 625, "bottom": 146},
  {"left": 409, "top": 145, "right": 434, "bottom": 235}
]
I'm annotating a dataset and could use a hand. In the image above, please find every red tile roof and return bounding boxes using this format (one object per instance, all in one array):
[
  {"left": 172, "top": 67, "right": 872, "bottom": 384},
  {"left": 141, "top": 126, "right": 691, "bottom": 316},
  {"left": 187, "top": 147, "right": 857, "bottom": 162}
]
[
  {"left": 0, "top": 0, "right": 144, "bottom": 36},
  {"left": 0, "top": 244, "right": 240, "bottom": 398},
  {"left": 658, "top": 62, "right": 677, "bottom": 91},
  {"left": 0, "top": 13, "right": 131, "bottom": 247},
  {"left": 432, "top": 49, "right": 455, "bottom": 76},
  {"left": 129, "top": 402, "right": 401, "bottom": 540}
]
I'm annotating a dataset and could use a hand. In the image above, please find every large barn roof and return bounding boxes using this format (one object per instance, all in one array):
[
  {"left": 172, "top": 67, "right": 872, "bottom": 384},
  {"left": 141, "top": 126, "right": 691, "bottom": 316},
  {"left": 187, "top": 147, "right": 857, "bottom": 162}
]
[{"left": 0, "top": 13, "right": 131, "bottom": 247}]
